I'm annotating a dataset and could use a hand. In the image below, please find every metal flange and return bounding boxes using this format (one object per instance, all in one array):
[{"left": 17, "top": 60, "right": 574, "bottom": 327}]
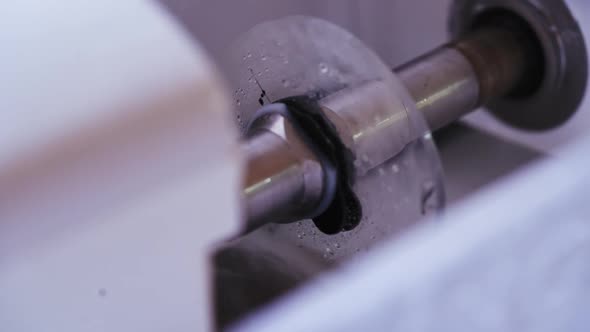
[
  {"left": 227, "top": 16, "right": 444, "bottom": 261},
  {"left": 450, "top": 0, "right": 588, "bottom": 130}
]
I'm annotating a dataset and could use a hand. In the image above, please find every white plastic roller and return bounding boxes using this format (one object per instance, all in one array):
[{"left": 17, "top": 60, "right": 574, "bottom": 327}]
[{"left": 0, "top": 2, "right": 241, "bottom": 331}]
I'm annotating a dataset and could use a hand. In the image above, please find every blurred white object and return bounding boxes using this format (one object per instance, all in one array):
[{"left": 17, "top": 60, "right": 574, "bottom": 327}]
[{"left": 0, "top": 1, "right": 241, "bottom": 331}]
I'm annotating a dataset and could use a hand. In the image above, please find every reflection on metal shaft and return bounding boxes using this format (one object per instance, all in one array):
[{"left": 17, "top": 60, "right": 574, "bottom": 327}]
[
  {"left": 243, "top": 115, "right": 324, "bottom": 231},
  {"left": 396, "top": 26, "right": 530, "bottom": 131},
  {"left": 397, "top": 47, "right": 479, "bottom": 131}
]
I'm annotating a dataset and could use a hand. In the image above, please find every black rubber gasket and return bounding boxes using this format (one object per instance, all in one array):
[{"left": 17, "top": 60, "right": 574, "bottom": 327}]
[{"left": 274, "top": 96, "right": 362, "bottom": 235}]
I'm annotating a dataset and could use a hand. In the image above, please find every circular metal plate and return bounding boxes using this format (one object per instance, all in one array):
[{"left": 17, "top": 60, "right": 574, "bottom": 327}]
[
  {"left": 226, "top": 16, "right": 445, "bottom": 263},
  {"left": 450, "top": 0, "right": 588, "bottom": 130}
]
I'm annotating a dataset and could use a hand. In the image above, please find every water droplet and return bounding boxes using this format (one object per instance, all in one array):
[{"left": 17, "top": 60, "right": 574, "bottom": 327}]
[
  {"left": 391, "top": 164, "right": 400, "bottom": 173},
  {"left": 423, "top": 132, "right": 433, "bottom": 140},
  {"left": 334, "top": 243, "right": 341, "bottom": 249},
  {"left": 319, "top": 63, "right": 329, "bottom": 74},
  {"left": 261, "top": 55, "right": 267, "bottom": 61},
  {"left": 281, "top": 79, "right": 291, "bottom": 88},
  {"left": 246, "top": 52, "right": 252, "bottom": 59},
  {"left": 323, "top": 247, "right": 335, "bottom": 259},
  {"left": 325, "top": 247, "right": 335, "bottom": 256},
  {"left": 236, "top": 99, "right": 241, "bottom": 106},
  {"left": 283, "top": 58, "right": 290, "bottom": 65},
  {"left": 353, "top": 159, "right": 362, "bottom": 168}
]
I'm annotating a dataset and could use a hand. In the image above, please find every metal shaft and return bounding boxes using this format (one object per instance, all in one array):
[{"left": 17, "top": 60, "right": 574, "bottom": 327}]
[
  {"left": 396, "top": 26, "right": 533, "bottom": 131},
  {"left": 242, "top": 23, "right": 539, "bottom": 231},
  {"left": 242, "top": 113, "right": 325, "bottom": 232}
]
